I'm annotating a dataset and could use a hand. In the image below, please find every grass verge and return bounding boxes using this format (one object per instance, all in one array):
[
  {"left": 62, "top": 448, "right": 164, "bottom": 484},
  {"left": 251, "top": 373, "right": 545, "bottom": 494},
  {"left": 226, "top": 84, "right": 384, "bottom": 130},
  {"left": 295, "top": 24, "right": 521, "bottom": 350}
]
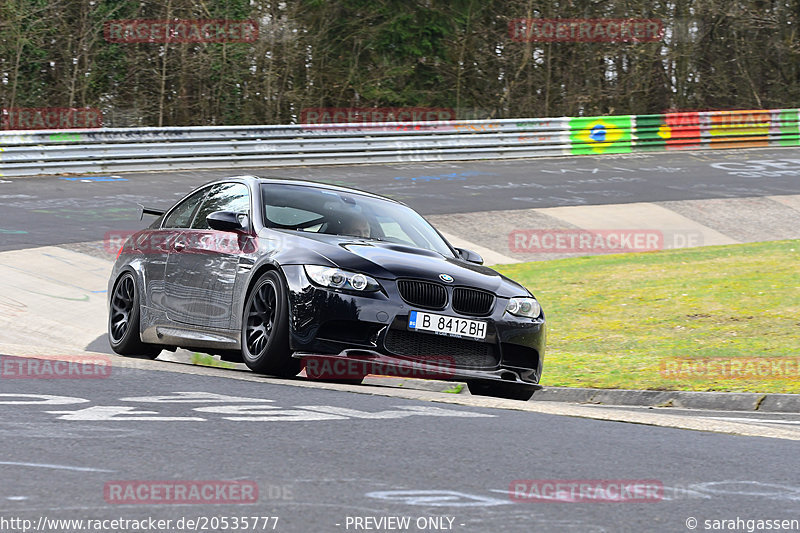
[
  {"left": 495, "top": 239, "right": 800, "bottom": 393},
  {"left": 191, "top": 352, "right": 236, "bottom": 369}
]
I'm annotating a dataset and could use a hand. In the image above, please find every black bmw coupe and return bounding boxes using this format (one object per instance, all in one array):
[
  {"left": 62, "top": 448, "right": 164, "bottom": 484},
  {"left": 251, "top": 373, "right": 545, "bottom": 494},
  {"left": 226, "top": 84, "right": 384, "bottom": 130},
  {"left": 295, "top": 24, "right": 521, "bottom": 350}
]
[{"left": 108, "top": 176, "right": 545, "bottom": 400}]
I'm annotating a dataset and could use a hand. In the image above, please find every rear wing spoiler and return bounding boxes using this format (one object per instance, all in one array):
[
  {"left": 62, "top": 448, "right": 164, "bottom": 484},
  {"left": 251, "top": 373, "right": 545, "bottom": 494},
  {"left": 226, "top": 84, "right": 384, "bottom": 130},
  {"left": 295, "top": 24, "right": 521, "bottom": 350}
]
[{"left": 138, "top": 205, "right": 166, "bottom": 220}]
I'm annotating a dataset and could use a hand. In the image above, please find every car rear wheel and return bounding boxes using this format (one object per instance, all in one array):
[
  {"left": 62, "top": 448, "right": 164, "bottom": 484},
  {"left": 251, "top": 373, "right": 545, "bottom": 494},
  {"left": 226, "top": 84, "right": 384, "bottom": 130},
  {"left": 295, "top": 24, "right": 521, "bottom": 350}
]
[
  {"left": 241, "top": 270, "right": 300, "bottom": 377},
  {"left": 467, "top": 380, "right": 536, "bottom": 401},
  {"left": 108, "top": 272, "right": 161, "bottom": 358}
]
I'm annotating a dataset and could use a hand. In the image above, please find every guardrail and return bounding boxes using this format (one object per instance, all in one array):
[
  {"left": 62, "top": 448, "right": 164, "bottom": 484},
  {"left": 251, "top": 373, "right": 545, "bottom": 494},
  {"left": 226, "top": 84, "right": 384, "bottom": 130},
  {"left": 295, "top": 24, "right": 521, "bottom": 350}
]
[{"left": 1, "top": 109, "right": 798, "bottom": 176}]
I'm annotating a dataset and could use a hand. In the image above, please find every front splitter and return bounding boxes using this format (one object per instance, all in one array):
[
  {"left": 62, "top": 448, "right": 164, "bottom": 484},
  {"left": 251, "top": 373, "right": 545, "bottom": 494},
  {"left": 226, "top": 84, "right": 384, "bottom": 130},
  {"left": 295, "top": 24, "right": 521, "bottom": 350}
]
[{"left": 292, "top": 349, "right": 541, "bottom": 389}]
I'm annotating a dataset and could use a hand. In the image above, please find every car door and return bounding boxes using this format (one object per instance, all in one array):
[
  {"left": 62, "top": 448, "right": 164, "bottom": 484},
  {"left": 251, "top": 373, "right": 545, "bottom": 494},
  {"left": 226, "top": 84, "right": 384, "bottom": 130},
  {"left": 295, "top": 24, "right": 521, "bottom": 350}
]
[
  {"left": 145, "top": 186, "right": 210, "bottom": 315},
  {"left": 163, "top": 182, "right": 251, "bottom": 329}
]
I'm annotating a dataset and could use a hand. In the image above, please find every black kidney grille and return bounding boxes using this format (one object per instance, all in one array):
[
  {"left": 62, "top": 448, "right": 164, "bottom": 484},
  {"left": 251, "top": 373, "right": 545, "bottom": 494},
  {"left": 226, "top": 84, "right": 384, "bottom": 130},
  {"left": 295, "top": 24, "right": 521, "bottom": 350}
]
[
  {"left": 384, "top": 329, "right": 499, "bottom": 369},
  {"left": 397, "top": 280, "right": 447, "bottom": 310},
  {"left": 452, "top": 287, "right": 495, "bottom": 316}
]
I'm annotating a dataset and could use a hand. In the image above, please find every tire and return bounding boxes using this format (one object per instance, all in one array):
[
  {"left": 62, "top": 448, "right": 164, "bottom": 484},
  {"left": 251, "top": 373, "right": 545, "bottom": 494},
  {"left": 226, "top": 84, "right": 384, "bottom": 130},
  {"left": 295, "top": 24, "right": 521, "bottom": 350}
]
[
  {"left": 241, "top": 270, "right": 300, "bottom": 377},
  {"left": 108, "top": 272, "right": 162, "bottom": 359},
  {"left": 467, "top": 380, "right": 536, "bottom": 401}
]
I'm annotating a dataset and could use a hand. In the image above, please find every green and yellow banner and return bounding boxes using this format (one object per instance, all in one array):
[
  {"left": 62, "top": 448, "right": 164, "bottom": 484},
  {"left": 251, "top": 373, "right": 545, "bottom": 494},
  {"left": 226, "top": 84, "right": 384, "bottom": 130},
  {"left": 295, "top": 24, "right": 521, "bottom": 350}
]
[{"left": 569, "top": 115, "right": 633, "bottom": 155}]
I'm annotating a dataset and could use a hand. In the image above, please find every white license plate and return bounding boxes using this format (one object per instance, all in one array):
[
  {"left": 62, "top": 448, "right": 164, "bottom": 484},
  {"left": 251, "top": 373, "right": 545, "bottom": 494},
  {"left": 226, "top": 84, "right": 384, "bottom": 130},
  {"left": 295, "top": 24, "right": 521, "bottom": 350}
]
[{"left": 408, "top": 311, "right": 487, "bottom": 340}]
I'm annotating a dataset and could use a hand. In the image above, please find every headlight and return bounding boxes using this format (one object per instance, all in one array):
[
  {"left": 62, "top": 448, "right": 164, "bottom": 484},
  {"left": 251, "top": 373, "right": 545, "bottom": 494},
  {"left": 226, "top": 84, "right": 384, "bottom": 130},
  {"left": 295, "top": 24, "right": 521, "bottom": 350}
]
[
  {"left": 505, "top": 297, "right": 541, "bottom": 318},
  {"left": 304, "top": 265, "right": 381, "bottom": 292}
]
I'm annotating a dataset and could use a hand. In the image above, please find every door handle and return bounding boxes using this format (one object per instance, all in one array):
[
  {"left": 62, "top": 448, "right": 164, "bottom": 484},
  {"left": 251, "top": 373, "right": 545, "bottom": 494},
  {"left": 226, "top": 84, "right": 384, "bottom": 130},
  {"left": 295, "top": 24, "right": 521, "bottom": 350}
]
[{"left": 174, "top": 239, "right": 186, "bottom": 252}]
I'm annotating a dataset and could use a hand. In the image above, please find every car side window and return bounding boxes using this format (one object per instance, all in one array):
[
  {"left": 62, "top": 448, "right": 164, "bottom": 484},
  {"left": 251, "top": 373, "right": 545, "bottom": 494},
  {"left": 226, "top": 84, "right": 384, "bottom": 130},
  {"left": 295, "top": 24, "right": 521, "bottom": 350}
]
[
  {"left": 190, "top": 183, "right": 251, "bottom": 230},
  {"left": 162, "top": 188, "right": 209, "bottom": 228}
]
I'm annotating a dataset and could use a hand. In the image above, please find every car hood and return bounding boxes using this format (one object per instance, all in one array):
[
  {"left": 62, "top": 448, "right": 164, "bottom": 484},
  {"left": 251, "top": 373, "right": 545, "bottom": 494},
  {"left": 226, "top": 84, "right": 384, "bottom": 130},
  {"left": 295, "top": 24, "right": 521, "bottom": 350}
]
[{"left": 269, "top": 231, "right": 530, "bottom": 297}]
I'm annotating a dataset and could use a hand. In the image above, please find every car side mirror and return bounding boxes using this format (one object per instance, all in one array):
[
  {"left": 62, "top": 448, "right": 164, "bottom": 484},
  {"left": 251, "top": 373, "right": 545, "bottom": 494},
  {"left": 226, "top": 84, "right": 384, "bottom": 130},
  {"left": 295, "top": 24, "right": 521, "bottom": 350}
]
[
  {"left": 456, "top": 247, "right": 484, "bottom": 265},
  {"left": 207, "top": 211, "right": 248, "bottom": 232}
]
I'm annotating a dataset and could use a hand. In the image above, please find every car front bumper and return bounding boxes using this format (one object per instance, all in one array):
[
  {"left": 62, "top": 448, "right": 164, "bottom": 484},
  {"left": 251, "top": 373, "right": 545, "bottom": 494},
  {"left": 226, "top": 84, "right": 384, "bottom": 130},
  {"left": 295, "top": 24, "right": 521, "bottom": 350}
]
[{"left": 282, "top": 265, "right": 546, "bottom": 385}]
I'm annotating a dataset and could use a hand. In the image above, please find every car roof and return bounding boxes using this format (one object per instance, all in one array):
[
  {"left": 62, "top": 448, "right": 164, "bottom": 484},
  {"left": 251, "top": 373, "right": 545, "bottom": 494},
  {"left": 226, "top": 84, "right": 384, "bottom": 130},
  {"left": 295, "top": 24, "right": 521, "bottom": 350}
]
[{"left": 214, "top": 175, "right": 406, "bottom": 206}]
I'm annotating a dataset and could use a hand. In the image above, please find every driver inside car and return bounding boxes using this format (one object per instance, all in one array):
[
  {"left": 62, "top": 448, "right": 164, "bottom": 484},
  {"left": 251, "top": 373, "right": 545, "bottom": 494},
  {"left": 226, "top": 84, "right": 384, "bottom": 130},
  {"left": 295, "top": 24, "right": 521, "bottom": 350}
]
[{"left": 338, "top": 212, "right": 371, "bottom": 238}]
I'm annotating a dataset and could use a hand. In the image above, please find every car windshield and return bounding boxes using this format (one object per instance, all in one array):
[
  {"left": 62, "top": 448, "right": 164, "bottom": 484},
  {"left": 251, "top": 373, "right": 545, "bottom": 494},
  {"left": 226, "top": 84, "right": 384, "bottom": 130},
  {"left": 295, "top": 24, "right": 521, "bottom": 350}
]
[{"left": 261, "top": 183, "right": 454, "bottom": 258}]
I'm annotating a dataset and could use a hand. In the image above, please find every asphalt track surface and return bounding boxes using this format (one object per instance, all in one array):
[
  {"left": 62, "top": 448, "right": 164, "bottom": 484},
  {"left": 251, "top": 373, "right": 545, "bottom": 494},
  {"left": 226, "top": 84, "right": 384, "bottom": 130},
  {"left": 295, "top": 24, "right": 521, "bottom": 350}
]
[
  {"left": 2, "top": 146, "right": 800, "bottom": 251},
  {"left": 1, "top": 357, "right": 798, "bottom": 533},
  {"left": 1, "top": 148, "right": 800, "bottom": 532}
]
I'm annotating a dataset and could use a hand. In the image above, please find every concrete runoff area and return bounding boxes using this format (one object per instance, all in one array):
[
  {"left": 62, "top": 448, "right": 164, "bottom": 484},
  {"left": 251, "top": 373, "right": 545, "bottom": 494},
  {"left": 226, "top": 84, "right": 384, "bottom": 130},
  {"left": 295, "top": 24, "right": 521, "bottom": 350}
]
[{"left": 428, "top": 194, "right": 800, "bottom": 264}]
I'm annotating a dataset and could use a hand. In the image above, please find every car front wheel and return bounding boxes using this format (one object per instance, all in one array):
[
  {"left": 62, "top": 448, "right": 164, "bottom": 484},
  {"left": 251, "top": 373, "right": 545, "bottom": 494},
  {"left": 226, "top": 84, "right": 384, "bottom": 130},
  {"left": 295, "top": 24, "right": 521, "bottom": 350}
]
[{"left": 241, "top": 270, "right": 300, "bottom": 377}]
